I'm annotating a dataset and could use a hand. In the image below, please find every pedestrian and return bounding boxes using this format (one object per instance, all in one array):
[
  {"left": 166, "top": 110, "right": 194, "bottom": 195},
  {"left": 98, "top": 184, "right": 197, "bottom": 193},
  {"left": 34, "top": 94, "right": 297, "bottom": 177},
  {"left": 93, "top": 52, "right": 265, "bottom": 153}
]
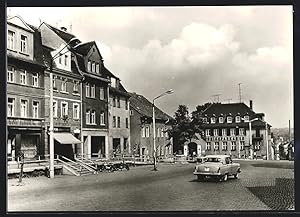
[{"left": 253, "top": 151, "right": 257, "bottom": 160}]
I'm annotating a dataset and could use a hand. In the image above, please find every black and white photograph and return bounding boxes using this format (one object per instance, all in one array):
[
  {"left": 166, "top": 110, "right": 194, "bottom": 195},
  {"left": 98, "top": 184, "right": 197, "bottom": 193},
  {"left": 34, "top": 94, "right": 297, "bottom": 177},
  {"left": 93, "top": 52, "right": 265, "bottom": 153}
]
[{"left": 6, "top": 5, "right": 294, "bottom": 212}]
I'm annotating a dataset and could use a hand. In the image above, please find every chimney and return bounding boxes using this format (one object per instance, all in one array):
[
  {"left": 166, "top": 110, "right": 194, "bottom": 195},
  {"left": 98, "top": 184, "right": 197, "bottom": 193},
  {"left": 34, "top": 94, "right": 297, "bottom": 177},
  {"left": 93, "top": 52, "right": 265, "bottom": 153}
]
[
  {"left": 250, "top": 100, "right": 253, "bottom": 110},
  {"left": 60, "top": 26, "right": 67, "bottom": 32}
]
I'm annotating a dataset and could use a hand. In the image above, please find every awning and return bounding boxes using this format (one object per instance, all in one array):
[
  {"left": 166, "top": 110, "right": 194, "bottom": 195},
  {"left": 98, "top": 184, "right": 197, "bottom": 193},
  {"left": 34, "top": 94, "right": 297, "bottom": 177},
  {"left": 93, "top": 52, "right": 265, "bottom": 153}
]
[{"left": 53, "top": 133, "right": 81, "bottom": 144}]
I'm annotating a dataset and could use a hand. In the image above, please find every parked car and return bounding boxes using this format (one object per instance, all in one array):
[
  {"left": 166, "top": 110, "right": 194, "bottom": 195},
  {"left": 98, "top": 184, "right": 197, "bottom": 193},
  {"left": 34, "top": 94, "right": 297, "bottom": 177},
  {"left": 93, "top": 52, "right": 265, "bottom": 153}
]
[{"left": 193, "top": 155, "right": 241, "bottom": 182}]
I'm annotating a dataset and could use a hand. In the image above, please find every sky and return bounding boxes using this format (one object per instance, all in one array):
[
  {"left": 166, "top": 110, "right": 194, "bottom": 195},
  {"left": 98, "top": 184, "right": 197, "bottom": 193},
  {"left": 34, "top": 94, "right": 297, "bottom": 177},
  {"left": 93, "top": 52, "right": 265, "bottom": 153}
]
[{"left": 8, "top": 6, "right": 293, "bottom": 128}]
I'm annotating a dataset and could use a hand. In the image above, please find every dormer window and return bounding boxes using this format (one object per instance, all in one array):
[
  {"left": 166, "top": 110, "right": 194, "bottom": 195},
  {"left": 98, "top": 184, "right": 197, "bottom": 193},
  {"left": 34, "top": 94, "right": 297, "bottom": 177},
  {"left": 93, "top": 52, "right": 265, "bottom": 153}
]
[
  {"left": 235, "top": 116, "right": 241, "bottom": 123},
  {"left": 8, "top": 30, "right": 15, "bottom": 50},
  {"left": 96, "top": 63, "right": 99, "bottom": 73},
  {"left": 211, "top": 117, "right": 216, "bottom": 124},
  {"left": 219, "top": 117, "right": 224, "bottom": 123},
  {"left": 244, "top": 115, "right": 249, "bottom": 122},
  {"left": 87, "top": 60, "right": 91, "bottom": 72},
  {"left": 92, "top": 62, "right": 95, "bottom": 72},
  {"left": 64, "top": 55, "right": 68, "bottom": 66},
  {"left": 20, "top": 35, "right": 27, "bottom": 53},
  {"left": 227, "top": 116, "right": 232, "bottom": 123}
]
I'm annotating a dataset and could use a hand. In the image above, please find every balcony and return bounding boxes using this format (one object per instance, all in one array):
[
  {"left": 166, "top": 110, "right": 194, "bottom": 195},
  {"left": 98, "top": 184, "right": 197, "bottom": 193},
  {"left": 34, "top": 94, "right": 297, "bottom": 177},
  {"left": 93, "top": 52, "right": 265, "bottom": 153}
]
[
  {"left": 252, "top": 134, "right": 263, "bottom": 140},
  {"left": 7, "top": 117, "right": 44, "bottom": 128}
]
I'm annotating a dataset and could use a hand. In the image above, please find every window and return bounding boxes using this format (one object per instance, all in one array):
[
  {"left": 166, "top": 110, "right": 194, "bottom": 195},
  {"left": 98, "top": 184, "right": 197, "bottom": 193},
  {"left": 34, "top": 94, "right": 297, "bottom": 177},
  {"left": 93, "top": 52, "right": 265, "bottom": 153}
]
[
  {"left": 92, "top": 62, "right": 95, "bottom": 72},
  {"left": 32, "top": 101, "right": 39, "bottom": 118},
  {"left": 214, "top": 142, "right": 219, "bottom": 150},
  {"left": 239, "top": 128, "right": 245, "bottom": 136},
  {"left": 231, "top": 141, "right": 236, "bottom": 151},
  {"left": 86, "top": 83, "right": 90, "bottom": 97},
  {"left": 61, "top": 102, "right": 68, "bottom": 117},
  {"left": 91, "top": 84, "right": 95, "bottom": 98},
  {"left": 86, "top": 110, "right": 91, "bottom": 124},
  {"left": 112, "top": 97, "right": 116, "bottom": 107},
  {"left": 99, "top": 87, "right": 105, "bottom": 100},
  {"left": 205, "top": 129, "right": 210, "bottom": 136},
  {"left": 141, "top": 127, "right": 145, "bottom": 137},
  {"left": 222, "top": 141, "right": 227, "bottom": 150},
  {"left": 96, "top": 63, "right": 100, "bottom": 73},
  {"left": 73, "top": 82, "right": 79, "bottom": 93},
  {"left": 59, "top": 55, "right": 62, "bottom": 64},
  {"left": 100, "top": 111, "right": 105, "bottom": 125},
  {"left": 7, "top": 98, "right": 14, "bottom": 117},
  {"left": 211, "top": 117, "right": 216, "bottom": 124},
  {"left": 91, "top": 111, "right": 96, "bottom": 124},
  {"left": 73, "top": 103, "right": 80, "bottom": 119},
  {"left": 230, "top": 128, "right": 235, "bottom": 136},
  {"left": 235, "top": 116, "right": 241, "bottom": 123},
  {"left": 53, "top": 100, "right": 58, "bottom": 117},
  {"left": 117, "top": 97, "right": 120, "bottom": 108},
  {"left": 165, "top": 131, "right": 168, "bottom": 138},
  {"left": 125, "top": 118, "right": 129, "bottom": 128},
  {"left": 113, "top": 116, "right": 116, "bottom": 128},
  {"left": 7, "top": 65, "right": 14, "bottom": 83},
  {"left": 61, "top": 79, "right": 67, "bottom": 92},
  {"left": 125, "top": 99, "right": 128, "bottom": 110},
  {"left": 240, "top": 141, "right": 245, "bottom": 150},
  {"left": 117, "top": 116, "right": 121, "bottom": 128},
  {"left": 222, "top": 128, "right": 226, "bottom": 136},
  {"left": 8, "top": 30, "right": 15, "bottom": 50},
  {"left": 20, "top": 35, "right": 27, "bottom": 53},
  {"left": 206, "top": 142, "right": 211, "bottom": 150},
  {"left": 227, "top": 116, "right": 232, "bottom": 123},
  {"left": 53, "top": 76, "right": 57, "bottom": 90},
  {"left": 219, "top": 117, "right": 224, "bottom": 123},
  {"left": 161, "top": 129, "right": 164, "bottom": 137},
  {"left": 32, "top": 73, "right": 39, "bottom": 87},
  {"left": 88, "top": 60, "right": 91, "bottom": 72},
  {"left": 213, "top": 129, "right": 218, "bottom": 136},
  {"left": 145, "top": 126, "right": 150, "bottom": 137},
  {"left": 157, "top": 128, "right": 160, "bottom": 138},
  {"left": 244, "top": 115, "right": 249, "bottom": 122},
  {"left": 203, "top": 117, "right": 207, "bottom": 123},
  {"left": 64, "top": 55, "right": 68, "bottom": 66},
  {"left": 20, "top": 70, "right": 27, "bottom": 85},
  {"left": 20, "top": 100, "right": 27, "bottom": 117}
]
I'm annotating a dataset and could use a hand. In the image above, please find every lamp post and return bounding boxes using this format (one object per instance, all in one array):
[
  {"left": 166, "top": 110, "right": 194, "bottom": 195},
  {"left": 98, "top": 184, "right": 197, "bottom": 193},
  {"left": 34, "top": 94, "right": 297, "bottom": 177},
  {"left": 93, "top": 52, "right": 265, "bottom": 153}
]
[
  {"left": 49, "top": 37, "right": 79, "bottom": 178},
  {"left": 248, "top": 118, "right": 258, "bottom": 159},
  {"left": 152, "top": 89, "right": 174, "bottom": 171}
]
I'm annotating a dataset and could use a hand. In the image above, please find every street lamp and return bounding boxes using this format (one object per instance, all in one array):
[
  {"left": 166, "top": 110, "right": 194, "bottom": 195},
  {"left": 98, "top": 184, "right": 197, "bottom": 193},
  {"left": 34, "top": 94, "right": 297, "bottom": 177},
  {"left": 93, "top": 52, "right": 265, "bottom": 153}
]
[
  {"left": 248, "top": 118, "right": 258, "bottom": 159},
  {"left": 152, "top": 89, "right": 174, "bottom": 171},
  {"left": 49, "top": 37, "right": 79, "bottom": 178}
]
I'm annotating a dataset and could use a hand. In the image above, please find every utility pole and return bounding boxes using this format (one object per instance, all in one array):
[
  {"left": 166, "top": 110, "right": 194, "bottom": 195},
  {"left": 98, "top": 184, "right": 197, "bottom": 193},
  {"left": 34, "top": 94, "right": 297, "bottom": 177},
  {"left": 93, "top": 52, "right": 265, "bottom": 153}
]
[{"left": 238, "top": 83, "right": 242, "bottom": 103}]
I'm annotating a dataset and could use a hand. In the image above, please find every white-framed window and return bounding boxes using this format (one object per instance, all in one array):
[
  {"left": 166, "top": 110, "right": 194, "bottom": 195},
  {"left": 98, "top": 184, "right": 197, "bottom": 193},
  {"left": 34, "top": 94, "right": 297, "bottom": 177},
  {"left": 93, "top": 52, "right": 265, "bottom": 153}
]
[
  {"left": 244, "top": 115, "right": 249, "bottom": 122},
  {"left": 141, "top": 127, "right": 145, "bottom": 137},
  {"left": 7, "top": 98, "right": 15, "bottom": 117},
  {"left": 117, "top": 116, "right": 121, "bottom": 128},
  {"left": 61, "top": 102, "right": 68, "bottom": 117},
  {"left": 227, "top": 116, "right": 233, "bottom": 123},
  {"left": 240, "top": 141, "right": 245, "bottom": 150},
  {"left": 61, "top": 79, "right": 67, "bottom": 92},
  {"left": 157, "top": 128, "right": 160, "bottom": 137},
  {"left": 32, "top": 101, "right": 39, "bottom": 118},
  {"left": 165, "top": 131, "right": 168, "bottom": 138},
  {"left": 211, "top": 117, "right": 216, "bottom": 124},
  {"left": 230, "top": 128, "right": 235, "bottom": 136},
  {"left": 53, "top": 100, "right": 58, "bottom": 117},
  {"left": 112, "top": 97, "right": 116, "bottom": 107},
  {"left": 222, "top": 141, "right": 227, "bottom": 150},
  {"left": 203, "top": 117, "right": 207, "bottom": 123},
  {"left": 231, "top": 141, "right": 236, "bottom": 151},
  {"left": 239, "top": 128, "right": 245, "bottom": 136},
  {"left": 96, "top": 63, "right": 100, "bottom": 73},
  {"left": 86, "top": 110, "right": 91, "bottom": 125},
  {"left": 206, "top": 142, "right": 211, "bottom": 150},
  {"left": 64, "top": 55, "right": 68, "bottom": 66},
  {"left": 100, "top": 111, "right": 105, "bottom": 125},
  {"left": 214, "top": 142, "right": 219, "bottom": 150},
  {"left": 73, "top": 82, "right": 79, "bottom": 93},
  {"left": 125, "top": 118, "right": 129, "bottom": 128},
  {"left": 53, "top": 76, "right": 57, "bottom": 90},
  {"left": 205, "top": 129, "right": 210, "bottom": 136},
  {"left": 7, "top": 65, "right": 14, "bottom": 83},
  {"left": 235, "top": 116, "right": 241, "bottom": 123},
  {"left": 32, "top": 73, "right": 39, "bottom": 87},
  {"left": 87, "top": 60, "right": 91, "bottom": 72},
  {"left": 91, "top": 111, "right": 96, "bottom": 124},
  {"left": 20, "top": 99, "right": 28, "bottom": 117},
  {"left": 161, "top": 128, "right": 164, "bottom": 137},
  {"left": 73, "top": 103, "right": 80, "bottom": 119},
  {"left": 20, "top": 34, "right": 27, "bottom": 53},
  {"left": 145, "top": 126, "right": 150, "bottom": 137},
  {"left": 20, "top": 70, "right": 27, "bottom": 85},
  {"left": 59, "top": 55, "right": 62, "bottom": 65},
  {"left": 222, "top": 128, "right": 226, "bottom": 136},
  {"left": 99, "top": 87, "right": 105, "bottom": 100},
  {"left": 91, "top": 84, "right": 95, "bottom": 98},
  {"left": 219, "top": 117, "right": 224, "bottom": 123},
  {"left": 117, "top": 97, "right": 120, "bottom": 108},
  {"left": 92, "top": 62, "right": 95, "bottom": 72},
  {"left": 86, "top": 83, "right": 90, "bottom": 97},
  {"left": 7, "top": 30, "right": 15, "bottom": 50},
  {"left": 213, "top": 129, "right": 218, "bottom": 136},
  {"left": 113, "top": 116, "right": 116, "bottom": 128}
]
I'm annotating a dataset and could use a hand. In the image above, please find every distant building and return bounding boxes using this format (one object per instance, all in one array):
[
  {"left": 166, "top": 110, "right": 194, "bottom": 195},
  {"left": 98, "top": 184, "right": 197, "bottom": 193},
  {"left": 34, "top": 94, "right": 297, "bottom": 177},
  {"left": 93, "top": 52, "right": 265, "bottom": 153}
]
[
  {"left": 129, "top": 93, "right": 173, "bottom": 161},
  {"left": 185, "top": 101, "right": 272, "bottom": 159}
]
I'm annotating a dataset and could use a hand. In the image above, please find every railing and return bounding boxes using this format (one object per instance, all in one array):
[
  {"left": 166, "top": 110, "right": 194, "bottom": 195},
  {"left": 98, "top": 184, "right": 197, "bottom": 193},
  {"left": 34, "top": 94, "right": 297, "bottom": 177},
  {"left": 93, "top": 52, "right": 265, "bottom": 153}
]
[
  {"left": 59, "top": 155, "right": 96, "bottom": 174},
  {"left": 74, "top": 156, "right": 97, "bottom": 170}
]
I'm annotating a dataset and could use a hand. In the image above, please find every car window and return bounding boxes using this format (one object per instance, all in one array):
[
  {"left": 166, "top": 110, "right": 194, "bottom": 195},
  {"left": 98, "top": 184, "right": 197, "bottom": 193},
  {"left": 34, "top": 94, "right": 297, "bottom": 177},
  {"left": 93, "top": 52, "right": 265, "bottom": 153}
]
[
  {"left": 225, "top": 158, "right": 230, "bottom": 164},
  {"left": 206, "top": 157, "right": 222, "bottom": 163}
]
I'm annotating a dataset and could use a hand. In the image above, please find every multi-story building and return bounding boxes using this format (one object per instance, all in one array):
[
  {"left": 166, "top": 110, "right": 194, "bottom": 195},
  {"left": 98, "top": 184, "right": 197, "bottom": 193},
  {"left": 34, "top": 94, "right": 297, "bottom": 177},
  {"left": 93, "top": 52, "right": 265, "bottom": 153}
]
[
  {"left": 39, "top": 23, "right": 83, "bottom": 160},
  {"left": 129, "top": 92, "right": 173, "bottom": 161},
  {"left": 108, "top": 76, "right": 131, "bottom": 157},
  {"left": 186, "top": 101, "right": 272, "bottom": 159},
  {"left": 7, "top": 16, "right": 46, "bottom": 160}
]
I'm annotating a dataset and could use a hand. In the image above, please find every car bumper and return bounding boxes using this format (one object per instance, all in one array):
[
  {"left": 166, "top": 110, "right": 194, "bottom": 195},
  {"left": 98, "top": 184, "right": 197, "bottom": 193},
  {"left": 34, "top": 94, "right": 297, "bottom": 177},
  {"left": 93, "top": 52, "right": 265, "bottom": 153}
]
[{"left": 193, "top": 172, "right": 221, "bottom": 176}]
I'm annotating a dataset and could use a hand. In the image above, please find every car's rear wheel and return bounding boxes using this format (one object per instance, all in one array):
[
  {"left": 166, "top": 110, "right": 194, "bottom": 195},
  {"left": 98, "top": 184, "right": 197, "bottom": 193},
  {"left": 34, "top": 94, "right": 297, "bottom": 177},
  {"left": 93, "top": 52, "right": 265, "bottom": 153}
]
[{"left": 197, "top": 175, "right": 204, "bottom": 181}]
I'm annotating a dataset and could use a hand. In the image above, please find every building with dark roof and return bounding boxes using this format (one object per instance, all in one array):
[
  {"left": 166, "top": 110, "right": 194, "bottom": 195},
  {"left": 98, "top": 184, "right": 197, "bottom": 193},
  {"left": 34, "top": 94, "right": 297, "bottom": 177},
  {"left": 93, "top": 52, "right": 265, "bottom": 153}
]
[
  {"left": 185, "top": 101, "right": 272, "bottom": 159},
  {"left": 129, "top": 93, "right": 173, "bottom": 161}
]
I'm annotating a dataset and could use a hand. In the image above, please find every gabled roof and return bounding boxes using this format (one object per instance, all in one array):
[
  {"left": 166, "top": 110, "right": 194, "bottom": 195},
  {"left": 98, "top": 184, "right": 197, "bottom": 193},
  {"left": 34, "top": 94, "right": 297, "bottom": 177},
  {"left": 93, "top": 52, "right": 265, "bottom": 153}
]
[
  {"left": 203, "top": 103, "right": 257, "bottom": 117},
  {"left": 129, "top": 92, "right": 173, "bottom": 121},
  {"left": 43, "top": 22, "right": 77, "bottom": 43},
  {"left": 7, "top": 15, "right": 35, "bottom": 32}
]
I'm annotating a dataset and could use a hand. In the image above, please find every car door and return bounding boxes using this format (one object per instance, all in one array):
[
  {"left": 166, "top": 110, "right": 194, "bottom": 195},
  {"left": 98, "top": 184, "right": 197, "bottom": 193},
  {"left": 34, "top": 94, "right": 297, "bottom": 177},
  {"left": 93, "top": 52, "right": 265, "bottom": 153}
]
[
  {"left": 228, "top": 157, "right": 236, "bottom": 174},
  {"left": 224, "top": 157, "right": 231, "bottom": 175}
]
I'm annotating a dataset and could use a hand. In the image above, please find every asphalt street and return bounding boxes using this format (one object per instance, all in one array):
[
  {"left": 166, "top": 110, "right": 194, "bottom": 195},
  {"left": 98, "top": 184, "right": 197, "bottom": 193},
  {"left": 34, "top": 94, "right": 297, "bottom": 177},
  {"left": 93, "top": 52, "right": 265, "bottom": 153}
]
[{"left": 7, "top": 160, "right": 294, "bottom": 211}]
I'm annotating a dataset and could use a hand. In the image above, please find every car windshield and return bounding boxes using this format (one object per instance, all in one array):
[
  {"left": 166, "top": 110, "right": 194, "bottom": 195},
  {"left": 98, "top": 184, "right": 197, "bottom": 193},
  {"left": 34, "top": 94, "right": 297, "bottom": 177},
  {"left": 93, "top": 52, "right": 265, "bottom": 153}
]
[{"left": 205, "top": 157, "right": 222, "bottom": 163}]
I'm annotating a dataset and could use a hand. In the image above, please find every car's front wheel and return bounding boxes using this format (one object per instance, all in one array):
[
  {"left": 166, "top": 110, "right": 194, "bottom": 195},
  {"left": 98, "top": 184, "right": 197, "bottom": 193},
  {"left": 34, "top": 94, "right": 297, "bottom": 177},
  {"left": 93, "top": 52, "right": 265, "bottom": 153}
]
[
  {"left": 234, "top": 173, "right": 239, "bottom": 179},
  {"left": 222, "top": 174, "right": 228, "bottom": 182}
]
